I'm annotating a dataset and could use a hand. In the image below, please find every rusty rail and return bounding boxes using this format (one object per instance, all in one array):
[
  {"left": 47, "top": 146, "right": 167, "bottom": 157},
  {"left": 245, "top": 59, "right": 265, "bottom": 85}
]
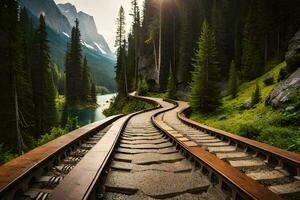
[
  {"left": 0, "top": 115, "right": 123, "bottom": 199},
  {"left": 175, "top": 100, "right": 300, "bottom": 178},
  {"left": 150, "top": 100, "right": 281, "bottom": 200},
  {"left": 48, "top": 98, "right": 161, "bottom": 200}
]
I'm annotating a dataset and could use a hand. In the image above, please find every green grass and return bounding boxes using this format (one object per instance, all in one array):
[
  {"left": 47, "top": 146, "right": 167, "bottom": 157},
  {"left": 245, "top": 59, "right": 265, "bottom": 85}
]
[
  {"left": 103, "top": 95, "right": 154, "bottom": 117},
  {"left": 190, "top": 62, "right": 300, "bottom": 153},
  {"left": 147, "top": 92, "right": 168, "bottom": 99}
]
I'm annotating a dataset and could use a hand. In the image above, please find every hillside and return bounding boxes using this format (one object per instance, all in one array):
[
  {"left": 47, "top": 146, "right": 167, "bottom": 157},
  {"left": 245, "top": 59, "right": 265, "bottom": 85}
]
[{"left": 190, "top": 62, "right": 300, "bottom": 153}]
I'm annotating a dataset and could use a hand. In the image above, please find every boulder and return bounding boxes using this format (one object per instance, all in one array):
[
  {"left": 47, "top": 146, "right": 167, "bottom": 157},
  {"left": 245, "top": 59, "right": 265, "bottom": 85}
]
[
  {"left": 286, "top": 31, "right": 300, "bottom": 73},
  {"left": 266, "top": 67, "right": 300, "bottom": 107}
]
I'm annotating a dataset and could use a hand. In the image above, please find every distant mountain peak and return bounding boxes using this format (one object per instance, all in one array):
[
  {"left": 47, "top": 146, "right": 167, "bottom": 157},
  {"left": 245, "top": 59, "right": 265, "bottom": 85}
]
[
  {"left": 20, "top": 0, "right": 71, "bottom": 33},
  {"left": 58, "top": 3, "right": 113, "bottom": 57}
]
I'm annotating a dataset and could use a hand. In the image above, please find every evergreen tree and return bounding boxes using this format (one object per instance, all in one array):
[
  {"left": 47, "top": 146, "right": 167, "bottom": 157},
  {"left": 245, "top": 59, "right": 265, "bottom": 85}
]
[
  {"left": 90, "top": 81, "right": 97, "bottom": 104},
  {"left": 18, "top": 8, "right": 35, "bottom": 132},
  {"left": 137, "top": 79, "right": 149, "bottom": 96},
  {"left": 0, "top": 0, "right": 26, "bottom": 152},
  {"left": 31, "top": 15, "right": 57, "bottom": 137},
  {"left": 81, "top": 57, "right": 90, "bottom": 101},
  {"left": 66, "top": 19, "right": 83, "bottom": 105},
  {"left": 241, "top": 1, "right": 265, "bottom": 81},
  {"left": 115, "top": 7, "right": 128, "bottom": 97},
  {"left": 167, "top": 66, "right": 177, "bottom": 99},
  {"left": 127, "top": 33, "right": 136, "bottom": 91},
  {"left": 228, "top": 60, "right": 238, "bottom": 98},
  {"left": 130, "top": 0, "right": 141, "bottom": 89},
  {"left": 115, "top": 7, "right": 126, "bottom": 54},
  {"left": 177, "top": 0, "right": 205, "bottom": 85},
  {"left": 190, "top": 20, "right": 221, "bottom": 112}
]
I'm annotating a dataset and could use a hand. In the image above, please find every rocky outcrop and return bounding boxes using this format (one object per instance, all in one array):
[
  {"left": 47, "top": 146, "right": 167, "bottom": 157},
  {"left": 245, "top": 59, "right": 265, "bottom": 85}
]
[
  {"left": 285, "top": 31, "right": 300, "bottom": 73},
  {"left": 20, "top": 0, "right": 71, "bottom": 33},
  {"left": 266, "top": 67, "right": 300, "bottom": 107},
  {"left": 58, "top": 3, "right": 113, "bottom": 57}
]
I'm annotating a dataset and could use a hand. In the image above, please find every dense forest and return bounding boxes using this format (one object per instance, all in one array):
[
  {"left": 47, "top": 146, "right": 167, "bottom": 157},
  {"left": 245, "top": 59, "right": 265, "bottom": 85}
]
[
  {"left": 115, "top": 0, "right": 300, "bottom": 98},
  {"left": 110, "top": 0, "right": 300, "bottom": 152},
  {"left": 0, "top": 0, "right": 97, "bottom": 159},
  {"left": 1, "top": 0, "right": 300, "bottom": 161}
]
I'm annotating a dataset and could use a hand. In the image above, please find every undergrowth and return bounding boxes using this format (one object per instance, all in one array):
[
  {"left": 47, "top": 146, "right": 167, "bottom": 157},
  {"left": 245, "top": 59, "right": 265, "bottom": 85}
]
[
  {"left": 103, "top": 95, "right": 154, "bottom": 117},
  {"left": 190, "top": 62, "right": 300, "bottom": 153}
]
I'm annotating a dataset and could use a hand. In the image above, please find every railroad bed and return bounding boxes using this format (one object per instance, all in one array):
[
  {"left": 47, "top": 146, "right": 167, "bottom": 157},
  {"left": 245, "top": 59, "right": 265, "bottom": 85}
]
[
  {"left": 103, "top": 105, "right": 221, "bottom": 199},
  {"left": 1, "top": 95, "right": 298, "bottom": 200},
  {"left": 161, "top": 100, "right": 300, "bottom": 200}
]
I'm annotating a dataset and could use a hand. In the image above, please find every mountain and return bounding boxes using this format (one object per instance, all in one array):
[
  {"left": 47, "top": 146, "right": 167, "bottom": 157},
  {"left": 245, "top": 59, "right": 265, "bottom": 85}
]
[
  {"left": 58, "top": 3, "right": 113, "bottom": 57},
  {"left": 20, "top": 0, "right": 71, "bottom": 33},
  {"left": 19, "top": 0, "right": 116, "bottom": 92}
]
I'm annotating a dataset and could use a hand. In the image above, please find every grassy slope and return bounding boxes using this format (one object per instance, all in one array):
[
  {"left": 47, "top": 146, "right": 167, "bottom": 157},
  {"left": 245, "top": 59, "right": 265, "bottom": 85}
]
[
  {"left": 190, "top": 62, "right": 300, "bottom": 152},
  {"left": 103, "top": 95, "right": 154, "bottom": 117}
]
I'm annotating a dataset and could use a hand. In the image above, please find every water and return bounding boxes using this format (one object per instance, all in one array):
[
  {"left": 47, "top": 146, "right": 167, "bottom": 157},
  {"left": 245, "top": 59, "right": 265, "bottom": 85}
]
[{"left": 68, "top": 93, "right": 116, "bottom": 126}]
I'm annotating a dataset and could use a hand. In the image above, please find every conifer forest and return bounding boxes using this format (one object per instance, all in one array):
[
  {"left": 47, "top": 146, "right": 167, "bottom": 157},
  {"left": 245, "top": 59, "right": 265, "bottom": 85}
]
[{"left": 1, "top": 0, "right": 300, "bottom": 173}]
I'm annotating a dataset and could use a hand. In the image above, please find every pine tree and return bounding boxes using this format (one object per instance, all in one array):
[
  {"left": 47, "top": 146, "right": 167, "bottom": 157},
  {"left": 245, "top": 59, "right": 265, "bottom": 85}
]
[
  {"left": 31, "top": 15, "right": 57, "bottom": 137},
  {"left": 115, "top": 7, "right": 126, "bottom": 54},
  {"left": 0, "top": 0, "right": 27, "bottom": 152},
  {"left": 130, "top": 0, "right": 141, "bottom": 89},
  {"left": 167, "top": 66, "right": 177, "bottom": 99},
  {"left": 190, "top": 20, "right": 221, "bottom": 112},
  {"left": 241, "top": 1, "right": 265, "bottom": 81},
  {"left": 81, "top": 57, "right": 90, "bottom": 102},
  {"left": 66, "top": 19, "right": 83, "bottom": 105},
  {"left": 178, "top": 0, "right": 204, "bottom": 85},
  {"left": 228, "top": 60, "right": 238, "bottom": 98},
  {"left": 90, "top": 81, "right": 97, "bottom": 104},
  {"left": 115, "top": 7, "right": 128, "bottom": 97},
  {"left": 18, "top": 8, "right": 35, "bottom": 132}
]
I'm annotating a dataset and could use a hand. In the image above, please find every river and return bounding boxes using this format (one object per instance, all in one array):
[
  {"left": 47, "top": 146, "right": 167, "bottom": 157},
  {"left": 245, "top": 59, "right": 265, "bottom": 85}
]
[{"left": 68, "top": 93, "right": 116, "bottom": 126}]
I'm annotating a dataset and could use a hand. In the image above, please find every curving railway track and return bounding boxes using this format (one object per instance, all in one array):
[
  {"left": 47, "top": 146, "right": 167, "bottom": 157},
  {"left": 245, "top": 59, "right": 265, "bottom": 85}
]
[
  {"left": 161, "top": 100, "right": 300, "bottom": 200},
  {"left": 0, "top": 95, "right": 299, "bottom": 200}
]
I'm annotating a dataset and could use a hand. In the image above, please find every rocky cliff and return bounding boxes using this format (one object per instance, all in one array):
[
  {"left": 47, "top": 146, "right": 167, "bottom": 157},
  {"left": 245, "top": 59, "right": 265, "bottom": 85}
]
[{"left": 58, "top": 3, "right": 113, "bottom": 57}]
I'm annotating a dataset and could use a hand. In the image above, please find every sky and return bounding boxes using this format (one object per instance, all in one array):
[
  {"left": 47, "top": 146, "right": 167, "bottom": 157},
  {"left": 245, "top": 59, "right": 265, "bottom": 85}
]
[{"left": 54, "top": 0, "right": 144, "bottom": 53}]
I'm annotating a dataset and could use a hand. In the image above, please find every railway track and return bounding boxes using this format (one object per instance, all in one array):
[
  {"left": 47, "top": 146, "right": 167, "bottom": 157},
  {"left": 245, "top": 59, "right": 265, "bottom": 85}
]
[
  {"left": 1, "top": 95, "right": 298, "bottom": 200},
  {"left": 0, "top": 115, "right": 123, "bottom": 200},
  {"left": 160, "top": 100, "right": 300, "bottom": 200}
]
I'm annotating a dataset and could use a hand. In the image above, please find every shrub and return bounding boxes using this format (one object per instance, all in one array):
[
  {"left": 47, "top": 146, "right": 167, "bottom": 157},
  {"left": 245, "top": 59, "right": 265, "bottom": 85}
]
[
  {"left": 0, "top": 144, "right": 16, "bottom": 165},
  {"left": 65, "top": 117, "right": 80, "bottom": 132},
  {"left": 258, "top": 127, "right": 300, "bottom": 152},
  {"left": 103, "top": 95, "right": 154, "bottom": 117},
  {"left": 35, "top": 117, "right": 80, "bottom": 147},
  {"left": 137, "top": 79, "right": 149, "bottom": 96},
  {"left": 268, "top": 112, "right": 288, "bottom": 126},
  {"left": 167, "top": 67, "right": 178, "bottom": 99},
  {"left": 238, "top": 123, "right": 261, "bottom": 139}
]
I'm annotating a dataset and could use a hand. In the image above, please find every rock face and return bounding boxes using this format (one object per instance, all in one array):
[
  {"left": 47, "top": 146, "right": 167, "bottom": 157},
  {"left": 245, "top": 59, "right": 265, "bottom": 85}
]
[
  {"left": 266, "top": 67, "right": 300, "bottom": 107},
  {"left": 58, "top": 3, "right": 113, "bottom": 57},
  {"left": 286, "top": 31, "right": 300, "bottom": 72},
  {"left": 20, "top": 0, "right": 71, "bottom": 33}
]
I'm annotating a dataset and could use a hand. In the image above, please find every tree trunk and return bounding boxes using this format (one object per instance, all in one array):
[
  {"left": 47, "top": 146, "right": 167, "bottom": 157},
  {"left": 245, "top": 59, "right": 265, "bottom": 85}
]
[
  {"left": 12, "top": 71, "right": 26, "bottom": 153},
  {"left": 158, "top": 0, "right": 162, "bottom": 87},
  {"left": 153, "top": 39, "right": 159, "bottom": 85},
  {"left": 264, "top": 34, "right": 268, "bottom": 70}
]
